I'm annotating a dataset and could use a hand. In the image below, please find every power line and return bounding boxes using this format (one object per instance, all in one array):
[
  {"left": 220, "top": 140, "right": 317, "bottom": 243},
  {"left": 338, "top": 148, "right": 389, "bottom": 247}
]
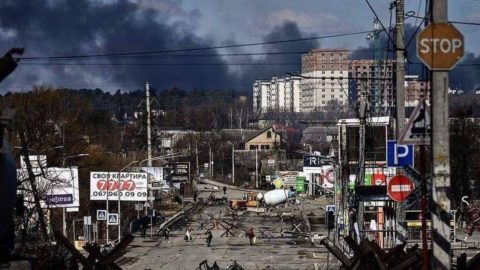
[
  {"left": 364, "top": 0, "right": 395, "bottom": 45},
  {"left": 406, "top": 15, "right": 480, "bottom": 25},
  {"left": 18, "top": 30, "right": 371, "bottom": 60},
  {"left": 19, "top": 62, "right": 302, "bottom": 66},
  {"left": 19, "top": 48, "right": 391, "bottom": 62}
]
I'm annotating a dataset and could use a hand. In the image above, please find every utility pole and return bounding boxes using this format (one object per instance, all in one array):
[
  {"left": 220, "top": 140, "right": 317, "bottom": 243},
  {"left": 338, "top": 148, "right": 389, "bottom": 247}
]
[
  {"left": 146, "top": 82, "right": 153, "bottom": 167},
  {"left": 431, "top": 1, "right": 451, "bottom": 269},
  {"left": 395, "top": 0, "right": 407, "bottom": 246},
  {"left": 356, "top": 74, "right": 367, "bottom": 240},
  {"left": 145, "top": 82, "right": 154, "bottom": 219}
]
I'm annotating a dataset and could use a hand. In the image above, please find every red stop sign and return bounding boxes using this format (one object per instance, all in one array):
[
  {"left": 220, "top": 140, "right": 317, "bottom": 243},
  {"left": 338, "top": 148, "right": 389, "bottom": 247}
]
[
  {"left": 417, "top": 23, "right": 464, "bottom": 70},
  {"left": 388, "top": 175, "right": 415, "bottom": 202}
]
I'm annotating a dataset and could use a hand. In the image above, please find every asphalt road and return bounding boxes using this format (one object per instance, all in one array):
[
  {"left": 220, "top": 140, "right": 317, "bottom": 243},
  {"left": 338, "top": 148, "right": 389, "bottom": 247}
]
[{"left": 117, "top": 183, "right": 338, "bottom": 270}]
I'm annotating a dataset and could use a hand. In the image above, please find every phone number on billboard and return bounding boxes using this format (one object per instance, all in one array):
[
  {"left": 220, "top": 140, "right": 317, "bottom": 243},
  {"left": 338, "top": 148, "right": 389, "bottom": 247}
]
[{"left": 92, "top": 191, "right": 147, "bottom": 197}]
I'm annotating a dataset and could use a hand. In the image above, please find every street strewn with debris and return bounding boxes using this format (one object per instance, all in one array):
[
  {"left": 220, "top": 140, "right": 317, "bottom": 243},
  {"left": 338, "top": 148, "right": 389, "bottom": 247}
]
[{"left": 117, "top": 184, "right": 340, "bottom": 270}]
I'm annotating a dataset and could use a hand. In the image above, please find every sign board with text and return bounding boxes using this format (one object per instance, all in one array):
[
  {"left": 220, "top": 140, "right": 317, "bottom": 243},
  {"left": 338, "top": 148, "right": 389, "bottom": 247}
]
[
  {"left": 140, "top": 166, "right": 167, "bottom": 190},
  {"left": 417, "top": 23, "right": 464, "bottom": 70},
  {"left": 90, "top": 172, "right": 148, "bottom": 201},
  {"left": 303, "top": 155, "right": 334, "bottom": 173},
  {"left": 17, "top": 166, "right": 80, "bottom": 208}
]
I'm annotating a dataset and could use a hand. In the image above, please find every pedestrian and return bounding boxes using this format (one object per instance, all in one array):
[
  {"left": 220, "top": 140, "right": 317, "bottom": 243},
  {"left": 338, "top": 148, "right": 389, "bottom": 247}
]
[
  {"left": 245, "top": 227, "right": 255, "bottom": 246},
  {"left": 223, "top": 186, "right": 227, "bottom": 195},
  {"left": 141, "top": 219, "right": 147, "bottom": 238},
  {"left": 193, "top": 191, "right": 198, "bottom": 203},
  {"left": 185, "top": 225, "right": 192, "bottom": 242},
  {"left": 206, "top": 230, "right": 213, "bottom": 247},
  {"left": 164, "top": 227, "right": 170, "bottom": 243}
]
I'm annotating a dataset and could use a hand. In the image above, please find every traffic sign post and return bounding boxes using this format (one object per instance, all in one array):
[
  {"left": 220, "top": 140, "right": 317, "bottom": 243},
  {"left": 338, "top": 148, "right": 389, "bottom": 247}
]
[
  {"left": 399, "top": 100, "right": 431, "bottom": 145},
  {"left": 417, "top": 23, "right": 464, "bottom": 70},
  {"left": 387, "top": 140, "right": 414, "bottom": 167},
  {"left": 107, "top": 213, "right": 119, "bottom": 225},
  {"left": 387, "top": 175, "right": 415, "bottom": 202},
  {"left": 97, "top": 210, "right": 107, "bottom": 221}
]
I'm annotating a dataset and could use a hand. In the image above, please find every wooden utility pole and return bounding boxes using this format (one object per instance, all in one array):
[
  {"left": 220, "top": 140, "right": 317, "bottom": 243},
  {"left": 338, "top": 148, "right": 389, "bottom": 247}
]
[
  {"left": 395, "top": 0, "right": 407, "bottom": 245},
  {"left": 430, "top": 0, "right": 452, "bottom": 269}
]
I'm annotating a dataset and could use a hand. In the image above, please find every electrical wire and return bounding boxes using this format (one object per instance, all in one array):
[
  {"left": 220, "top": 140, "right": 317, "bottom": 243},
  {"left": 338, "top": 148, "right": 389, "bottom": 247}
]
[
  {"left": 18, "top": 30, "right": 372, "bottom": 61},
  {"left": 364, "top": 0, "right": 395, "bottom": 46}
]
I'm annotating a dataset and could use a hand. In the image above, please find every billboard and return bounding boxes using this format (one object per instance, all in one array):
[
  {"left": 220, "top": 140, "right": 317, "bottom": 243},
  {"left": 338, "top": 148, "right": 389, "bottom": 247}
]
[
  {"left": 321, "top": 165, "right": 336, "bottom": 189},
  {"left": 17, "top": 167, "right": 80, "bottom": 208},
  {"left": 90, "top": 172, "right": 148, "bottom": 201},
  {"left": 170, "top": 163, "right": 190, "bottom": 183},
  {"left": 303, "top": 155, "right": 334, "bottom": 173},
  {"left": 140, "top": 167, "right": 168, "bottom": 190}
]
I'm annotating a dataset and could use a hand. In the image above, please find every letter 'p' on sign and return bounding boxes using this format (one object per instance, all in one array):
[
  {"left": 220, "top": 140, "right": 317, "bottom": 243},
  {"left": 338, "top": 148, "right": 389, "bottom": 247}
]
[{"left": 417, "top": 23, "right": 464, "bottom": 70}]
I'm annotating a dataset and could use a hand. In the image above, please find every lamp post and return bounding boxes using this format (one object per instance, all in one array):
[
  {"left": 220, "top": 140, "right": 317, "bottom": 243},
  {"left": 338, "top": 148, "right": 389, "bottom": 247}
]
[
  {"left": 117, "top": 160, "right": 139, "bottom": 242},
  {"left": 62, "top": 153, "right": 89, "bottom": 237},
  {"left": 255, "top": 146, "right": 258, "bottom": 188},
  {"left": 227, "top": 142, "right": 235, "bottom": 184}
]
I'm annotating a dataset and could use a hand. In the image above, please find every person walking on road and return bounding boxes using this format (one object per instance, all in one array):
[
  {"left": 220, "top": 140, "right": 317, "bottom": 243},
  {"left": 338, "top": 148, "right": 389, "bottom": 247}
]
[
  {"left": 245, "top": 227, "right": 255, "bottom": 246},
  {"left": 223, "top": 186, "right": 227, "bottom": 195},
  {"left": 185, "top": 225, "right": 192, "bottom": 242},
  {"left": 193, "top": 191, "right": 198, "bottom": 203},
  {"left": 163, "top": 227, "right": 170, "bottom": 243},
  {"left": 206, "top": 230, "right": 213, "bottom": 247}
]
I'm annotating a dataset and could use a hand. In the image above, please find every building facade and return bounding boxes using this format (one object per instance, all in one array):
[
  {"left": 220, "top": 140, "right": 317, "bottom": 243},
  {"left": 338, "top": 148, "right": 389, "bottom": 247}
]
[
  {"left": 348, "top": 59, "right": 395, "bottom": 111},
  {"left": 300, "top": 49, "right": 349, "bottom": 112},
  {"left": 253, "top": 75, "right": 302, "bottom": 113},
  {"left": 405, "top": 75, "right": 431, "bottom": 107}
]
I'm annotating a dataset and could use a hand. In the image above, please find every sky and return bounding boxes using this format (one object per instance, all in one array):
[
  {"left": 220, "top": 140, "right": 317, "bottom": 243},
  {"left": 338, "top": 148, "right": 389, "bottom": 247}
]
[{"left": 0, "top": 0, "right": 479, "bottom": 93}]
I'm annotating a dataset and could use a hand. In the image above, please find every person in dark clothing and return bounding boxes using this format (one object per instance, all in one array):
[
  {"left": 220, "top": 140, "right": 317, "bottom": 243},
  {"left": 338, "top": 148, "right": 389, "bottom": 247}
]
[
  {"left": 223, "top": 186, "right": 227, "bottom": 195},
  {"left": 245, "top": 227, "right": 255, "bottom": 245},
  {"left": 141, "top": 220, "right": 147, "bottom": 238},
  {"left": 164, "top": 227, "right": 170, "bottom": 243},
  {"left": 206, "top": 230, "right": 213, "bottom": 247},
  {"left": 193, "top": 191, "right": 198, "bottom": 203}
]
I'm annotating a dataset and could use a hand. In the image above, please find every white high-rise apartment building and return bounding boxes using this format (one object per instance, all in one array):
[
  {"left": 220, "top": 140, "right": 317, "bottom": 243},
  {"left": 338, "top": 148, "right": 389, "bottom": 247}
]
[
  {"left": 300, "top": 49, "right": 349, "bottom": 112},
  {"left": 253, "top": 75, "right": 302, "bottom": 113}
]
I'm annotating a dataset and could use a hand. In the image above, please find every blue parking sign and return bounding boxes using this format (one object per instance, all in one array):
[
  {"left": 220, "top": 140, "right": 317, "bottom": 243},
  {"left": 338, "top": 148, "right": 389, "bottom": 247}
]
[{"left": 387, "top": 140, "right": 414, "bottom": 167}]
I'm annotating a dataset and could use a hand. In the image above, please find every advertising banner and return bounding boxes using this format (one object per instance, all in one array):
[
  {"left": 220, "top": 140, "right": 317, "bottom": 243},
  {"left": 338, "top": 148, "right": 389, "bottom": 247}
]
[
  {"left": 140, "top": 167, "right": 168, "bottom": 190},
  {"left": 17, "top": 167, "right": 80, "bottom": 208},
  {"left": 90, "top": 172, "right": 148, "bottom": 201},
  {"left": 295, "top": 176, "right": 306, "bottom": 193},
  {"left": 321, "top": 165, "right": 336, "bottom": 189},
  {"left": 170, "top": 163, "right": 190, "bottom": 183}
]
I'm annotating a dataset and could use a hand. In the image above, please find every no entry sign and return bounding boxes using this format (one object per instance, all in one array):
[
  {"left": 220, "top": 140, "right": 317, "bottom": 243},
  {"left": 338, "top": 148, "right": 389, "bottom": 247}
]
[
  {"left": 387, "top": 175, "right": 415, "bottom": 202},
  {"left": 417, "top": 23, "right": 464, "bottom": 70}
]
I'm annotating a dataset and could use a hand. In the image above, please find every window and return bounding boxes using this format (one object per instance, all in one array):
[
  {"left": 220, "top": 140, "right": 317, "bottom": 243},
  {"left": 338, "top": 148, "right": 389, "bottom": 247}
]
[
  {"left": 322, "top": 101, "right": 326, "bottom": 104},
  {"left": 331, "top": 95, "right": 334, "bottom": 98},
  {"left": 322, "top": 95, "right": 325, "bottom": 98},
  {"left": 322, "top": 89, "right": 325, "bottom": 92},
  {"left": 249, "top": 145, "right": 257, "bottom": 150},
  {"left": 261, "top": 145, "right": 270, "bottom": 150},
  {"left": 331, "top": 89, "right": 334, "bottom": 92},
  {"left": 267, "top": 131, "right": 272, "bottom": 138}
]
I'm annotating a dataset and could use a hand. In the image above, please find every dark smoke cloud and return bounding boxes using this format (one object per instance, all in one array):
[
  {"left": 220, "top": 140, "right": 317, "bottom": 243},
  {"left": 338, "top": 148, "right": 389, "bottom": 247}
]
[
  {"left": 233, "top": 20, "right": 319, "bottom": 81},
  {"left": 0, "top": 0, "right": 316, "bottom": 93},
  {"left": 349, "top": 23, "right": 480, "bottom": 92}
]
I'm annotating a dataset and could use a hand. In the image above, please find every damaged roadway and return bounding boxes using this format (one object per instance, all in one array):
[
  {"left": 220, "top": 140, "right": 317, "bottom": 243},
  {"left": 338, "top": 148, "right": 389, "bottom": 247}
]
[{"left": 116, "top": 182, "right": 338, "bottom": 270}]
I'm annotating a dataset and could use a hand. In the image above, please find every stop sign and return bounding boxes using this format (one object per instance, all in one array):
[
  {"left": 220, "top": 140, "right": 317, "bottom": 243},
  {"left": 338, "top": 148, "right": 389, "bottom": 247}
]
[
  {"left": 417, "top": 23, "right": 464, "bottom": 70},
  {"left": 387, "top": 175, "right": 415, "bottom": 202}
]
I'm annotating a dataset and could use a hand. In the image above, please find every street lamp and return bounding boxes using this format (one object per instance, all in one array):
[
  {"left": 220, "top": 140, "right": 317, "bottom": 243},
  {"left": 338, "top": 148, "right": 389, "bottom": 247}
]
[
  {"left": 62, "top": 153, "right": 89, "bottom": 237},
  {"left": 117, "top": 160, "right": 139, "bottom": 242},
  {"left": 227, "top": 142, "right": 235, "bottom": 184}
]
